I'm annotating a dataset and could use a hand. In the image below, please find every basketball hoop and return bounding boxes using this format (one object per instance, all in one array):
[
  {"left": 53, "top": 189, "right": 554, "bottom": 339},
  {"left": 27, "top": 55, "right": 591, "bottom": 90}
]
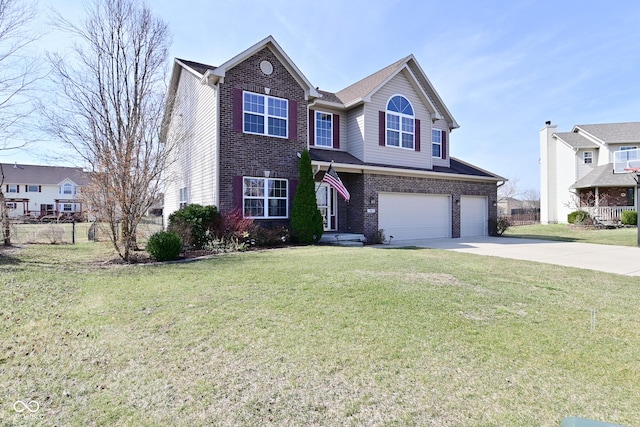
[
  {"left": 625, "top": 167, "right": 640, "bottom": 247},
  {"left": 624, "top": 167, "right": 640, "bottom": 184}
]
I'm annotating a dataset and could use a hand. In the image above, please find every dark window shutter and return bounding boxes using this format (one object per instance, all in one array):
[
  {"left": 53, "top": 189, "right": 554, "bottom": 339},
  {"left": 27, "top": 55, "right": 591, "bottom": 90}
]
[
  {"left": 233, "top": 88, "right": 243, "bottom": 133},
  {"left": 333, "top": 114, "right": 340, "bottom": 149},
  {"left": 288, "top": 100, "right": 298, "bottom": 140},
  {"left": 16, "top": 185, "right": 19, "bottom": 193},
  {"left": 288, "top": 179, "right": 298, "bottom": 217},
  {"left": 308, "top": 109, "right": 315, "bottom": 146},
  {"left": 379, "top": 111, "right": 385, "bottom": 146},
  {"left": 442, "top": 131, "right": 447, "bottom": 159},
  {"left": 232, "top": 176, "right": 244, "bottom": 213},
  {"left": 38, "top": 185, "right": 41, "bottom": 193},
  {"left": 414, "top": 119, "right": 421, "bottom": 152}
]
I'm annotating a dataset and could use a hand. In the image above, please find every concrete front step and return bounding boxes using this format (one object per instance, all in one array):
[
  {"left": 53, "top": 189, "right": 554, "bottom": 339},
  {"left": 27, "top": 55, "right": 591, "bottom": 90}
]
[{"left": 319, "top": 233, "right": 366, "bottom": 246}]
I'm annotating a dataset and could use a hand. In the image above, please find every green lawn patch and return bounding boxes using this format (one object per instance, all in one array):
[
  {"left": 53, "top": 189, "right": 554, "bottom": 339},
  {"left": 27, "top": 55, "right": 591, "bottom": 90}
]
[
  {"left": 505, "top": 223, "right": 638, "bottom": 246},
  {"left": 2, "top": 243, "right": 639, "bottom": 426}
]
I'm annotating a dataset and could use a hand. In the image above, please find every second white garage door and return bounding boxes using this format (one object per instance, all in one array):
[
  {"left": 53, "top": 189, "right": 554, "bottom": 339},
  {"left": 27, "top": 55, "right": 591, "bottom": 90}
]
[
  {"left": 378, "top": 193, "right": 451, "bottom": 240},
  {"left": 460, "top": 196, "right": 488, "bottom": 237}
]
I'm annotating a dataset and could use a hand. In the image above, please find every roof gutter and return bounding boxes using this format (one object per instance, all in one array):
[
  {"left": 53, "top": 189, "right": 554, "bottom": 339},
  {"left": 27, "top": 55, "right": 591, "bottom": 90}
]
[{"left": 311, "top": 160, "right": 505, "bottom": 182}]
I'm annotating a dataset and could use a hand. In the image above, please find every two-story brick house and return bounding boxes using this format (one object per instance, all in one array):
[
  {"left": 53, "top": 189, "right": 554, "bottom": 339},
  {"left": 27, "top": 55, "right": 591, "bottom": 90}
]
[{"left": 162, "top": 36, "right": 504, "bottom": 241}]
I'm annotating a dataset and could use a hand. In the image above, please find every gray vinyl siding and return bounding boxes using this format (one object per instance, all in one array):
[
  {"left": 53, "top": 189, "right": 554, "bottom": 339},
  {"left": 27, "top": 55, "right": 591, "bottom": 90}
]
[
  {"left": 345, "top": 105, "right": 365, "bottom": 160},
  {"left": 364, "top": 70, "right": 433, "bottom": 169},
  {"left": 431, "top": 118, "right": 450, "bottom": 168},
  {"left": 164, "top": 68, "right": 218, "bottom": 225},
  {"left": 576, "top": 148, "right": 596, "bottom": 180}
]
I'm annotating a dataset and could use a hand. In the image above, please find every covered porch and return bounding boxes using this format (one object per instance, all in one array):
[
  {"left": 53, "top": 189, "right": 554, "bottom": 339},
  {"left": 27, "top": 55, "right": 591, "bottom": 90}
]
[{"left": 571, "top": 164, "right": 637, "bottom": 225}]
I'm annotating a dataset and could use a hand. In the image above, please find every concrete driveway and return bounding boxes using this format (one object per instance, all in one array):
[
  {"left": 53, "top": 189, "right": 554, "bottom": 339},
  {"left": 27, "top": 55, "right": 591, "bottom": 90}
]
[{"left": 386, "top": 236, "right": 640, "bottom": 277}]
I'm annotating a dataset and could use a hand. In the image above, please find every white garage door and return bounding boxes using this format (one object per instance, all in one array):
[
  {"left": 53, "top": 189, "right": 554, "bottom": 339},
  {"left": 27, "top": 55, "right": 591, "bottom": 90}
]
[
  {"left": 461, "top": 196, "right": 488, "bottom": 237},
  {"left": 378, "top": 193, "right": 450, "bottom": 240}
]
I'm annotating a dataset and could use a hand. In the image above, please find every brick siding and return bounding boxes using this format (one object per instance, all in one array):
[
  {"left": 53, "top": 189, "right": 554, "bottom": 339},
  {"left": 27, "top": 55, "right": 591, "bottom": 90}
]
[{"left": 218, "top": 47, "right": 307, "bottom": 218}]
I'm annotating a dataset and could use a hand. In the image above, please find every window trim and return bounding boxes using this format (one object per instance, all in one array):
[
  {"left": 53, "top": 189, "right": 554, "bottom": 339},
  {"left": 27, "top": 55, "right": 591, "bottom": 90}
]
[
  {"left": 242, "top": 91, "right": 289, "bottom": 138},
  {"left": 242, "top": 177, "right": 288, "bottom": 219},
  {"left": 583, "top": 151, "right": 593, "bottom": 164},
  {"left": 432, "top": 129, "right": 443, "bottom": 159},
  {"left": 26, "top": 185, "right": 39, "bottom": 192},
  {"left": 179, "top": 187, "right": 188, "bottom": 209},
  {"left": 314, "top": 110, "right": 333, "bottom": 147},
  {"left": 7, "top": 184, "right": 17, "bottom": 193},
  {"left": 385, "top": 95, "right": 415, "bottom": 150}
]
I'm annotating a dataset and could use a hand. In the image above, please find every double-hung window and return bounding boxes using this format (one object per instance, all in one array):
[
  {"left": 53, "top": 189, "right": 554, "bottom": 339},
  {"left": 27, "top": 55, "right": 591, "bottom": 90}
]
[
  {"left": 179, "top": 187, "right": 188, "bottom": 209},
  {"left": 315, "top": 111, "right": 333, "bottom": 147},
  {"left": 432, "top": 129, "right": 443, "bottom": 158},
  {"left": 7, "top": 184, "right": 17, "bottom": 193},
  {"left": 243, "top": 177, "right": 288, "bottom": 219},
  {"left": 386, "top": 95, "right": 414, "bottom": 149},
  {"left": 583, "top": 151, "right": 593, "bottom": 164},
  {"left": 243, "top": 92, "right": 288, "bottom": 138},
  {"left": 27, "top": 185, "right": 39, "bottom": 192}
]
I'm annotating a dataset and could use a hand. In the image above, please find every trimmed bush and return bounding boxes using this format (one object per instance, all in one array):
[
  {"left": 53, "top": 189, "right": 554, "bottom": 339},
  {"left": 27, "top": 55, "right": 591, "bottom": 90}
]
[
  {"left": 621, "top": 210, "right": 637, "bottom": 225},
  {"left": 168, "top": 204, "right": 221, "bottom": 249},
  {"left": 146, "top": 231, "right": 183, "bottom": 262},
  {"left": 496, "top": 216, "right": 511, "bottom": 235},
  {"left": 567, "top": 210, "right": 589, "bottom": 224}
]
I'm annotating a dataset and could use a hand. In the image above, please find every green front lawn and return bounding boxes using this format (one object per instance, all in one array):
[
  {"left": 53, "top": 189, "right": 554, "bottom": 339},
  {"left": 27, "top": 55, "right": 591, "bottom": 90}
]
[
  {"left": 505, "top": 223, "right": 639, "bottom": 246},
  {"left": 2, "top": 243, "right": 639, "bottom": 426}
]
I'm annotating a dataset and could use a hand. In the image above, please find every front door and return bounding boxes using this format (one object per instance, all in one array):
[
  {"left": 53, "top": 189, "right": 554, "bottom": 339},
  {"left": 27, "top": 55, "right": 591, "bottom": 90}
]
[{"left": 316, "top": 183, "right": 337, "bottom": 231}]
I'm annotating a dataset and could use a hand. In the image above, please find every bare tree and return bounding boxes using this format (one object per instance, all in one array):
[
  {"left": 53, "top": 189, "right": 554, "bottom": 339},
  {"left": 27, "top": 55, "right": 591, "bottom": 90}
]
[
  {"left": 43, "top": 0, "right": 173, "bottom": 261},
  {"left": 0, "top": 0, "right": 41, "bottom": 246}
]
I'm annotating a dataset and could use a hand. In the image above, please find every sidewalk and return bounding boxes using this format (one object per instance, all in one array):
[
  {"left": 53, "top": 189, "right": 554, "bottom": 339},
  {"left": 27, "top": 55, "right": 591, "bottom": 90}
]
[{"left": 386, "top": 236, "right": 640, "bottom": 277}]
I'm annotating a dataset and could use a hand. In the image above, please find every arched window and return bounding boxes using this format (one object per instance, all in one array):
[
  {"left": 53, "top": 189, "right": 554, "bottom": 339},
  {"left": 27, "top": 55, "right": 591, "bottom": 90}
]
[
  {"left": 386, "top": 95, "right": 414, "bottom": 149},
  {"left": 62, "top": 183, "right": 73, "bottom": 195}
]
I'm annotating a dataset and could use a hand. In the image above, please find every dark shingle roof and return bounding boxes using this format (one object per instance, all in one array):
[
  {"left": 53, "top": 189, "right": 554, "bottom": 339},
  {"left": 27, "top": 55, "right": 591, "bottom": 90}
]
[
  {"left": 176, "top": 58, "right": 216, "bottom": 76},
  {"left": 571, "top": 164, "right": 637, "bottom": 189},
  {"left": 1, "top": 163, "right": 88, "bottom": 185},
  {"left": 308, "top": 149, "right": 500, "bottom": 179}
]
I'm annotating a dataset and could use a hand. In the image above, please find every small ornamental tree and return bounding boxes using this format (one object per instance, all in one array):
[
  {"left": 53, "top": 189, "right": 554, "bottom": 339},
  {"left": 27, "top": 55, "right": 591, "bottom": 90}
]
[{"left": 291, "top": 149, "right": 323, "bottom": 244}]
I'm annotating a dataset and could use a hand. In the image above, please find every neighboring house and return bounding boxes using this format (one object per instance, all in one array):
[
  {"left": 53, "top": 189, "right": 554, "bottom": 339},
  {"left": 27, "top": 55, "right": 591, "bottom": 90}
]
[
  {"left": 162, "top": 36, "right": 505, "bottom": 241},
  {"left": 540, "top": 121, "right": 640, "bottom": 224},
  {"left": 497, "top": 197, "right": 540, "bottom": 224},
  {"left": 1, "top": 163, "right": 88, "bottom": 221}
]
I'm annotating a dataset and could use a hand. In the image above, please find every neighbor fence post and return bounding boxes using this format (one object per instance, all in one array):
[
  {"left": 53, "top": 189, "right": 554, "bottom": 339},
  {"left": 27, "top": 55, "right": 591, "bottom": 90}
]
[{"left": 72, "top": 220, "right": 76, "bottom": 244}]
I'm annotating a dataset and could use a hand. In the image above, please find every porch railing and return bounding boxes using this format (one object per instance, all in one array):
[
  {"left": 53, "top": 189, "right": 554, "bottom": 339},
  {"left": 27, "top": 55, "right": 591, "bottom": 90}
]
[{"left": 586, "top": 206, "right": 635, "bottom": 223}]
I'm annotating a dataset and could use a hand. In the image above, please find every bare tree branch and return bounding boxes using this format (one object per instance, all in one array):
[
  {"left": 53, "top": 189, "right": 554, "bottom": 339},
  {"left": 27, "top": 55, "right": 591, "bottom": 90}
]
[{"left": 42, "top": 0, "right": 176, "bottom": 261}]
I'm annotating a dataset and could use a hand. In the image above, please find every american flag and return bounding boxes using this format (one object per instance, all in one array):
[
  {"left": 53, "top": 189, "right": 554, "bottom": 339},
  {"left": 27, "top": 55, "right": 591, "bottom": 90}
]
[{"left": 322, "top": 164, "right": 350, "bottom": 202}]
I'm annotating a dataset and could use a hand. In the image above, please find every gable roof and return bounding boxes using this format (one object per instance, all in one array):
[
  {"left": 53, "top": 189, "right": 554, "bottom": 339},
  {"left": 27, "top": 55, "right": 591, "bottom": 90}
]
[
  {"left": 573, "top": 122, "right": 640, "bottom": 144},
  {"left": 570, "top": 163, "right": 637, "bottom": 189},
  {"left": 1, "top": 163, "right": 88, "bottom": 185},
  {"left": 200, "top": 35, "right": 319, "bottom": 99},
  {"left": 335, "top": 55, "right": 459, "bottom": 129},
  {"left": 554, "top": 132, "right": 599, "bottom": 149}
]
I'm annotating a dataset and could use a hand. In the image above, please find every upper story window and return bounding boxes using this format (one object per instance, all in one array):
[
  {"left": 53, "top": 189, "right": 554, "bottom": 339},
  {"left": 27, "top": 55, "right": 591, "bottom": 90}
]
[
  {"left": 315, "top": 111, "right": 333, "bottom": 147},
  {"left": 583, "top": 151, "right": 593, "bottom": 164},
  {"left": 432, "top": 129, "right": 443, "bottom": 158},
  {"left": 243, "top": 91, "right": 288, "bottom": 138},
  {"left": 621, "top": 146, "right": 638, "bottom": 151},
  {"left": 243, "top": 177, "right": 288, "bottom": 219},
  {"left": 26, "top": 185, "right": 39, "bottom": 192},
  {"left": 61, "top": 183, "right": 74, "bottom": 195},
  {"left": 6, "top": 184, "right": 17, "bottom": 193},
  {"left": 386, "top": 95, "right": 414, "bottom": 149}
]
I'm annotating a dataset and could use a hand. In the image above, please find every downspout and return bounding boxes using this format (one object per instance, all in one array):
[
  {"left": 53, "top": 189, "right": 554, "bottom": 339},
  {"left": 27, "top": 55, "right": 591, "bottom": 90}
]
[
  {"left": 214, "top": 80, "right": 221, "bottom": 209},
  {"left": 307, "top": 99, "right": 321, "bottom": 177}
]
